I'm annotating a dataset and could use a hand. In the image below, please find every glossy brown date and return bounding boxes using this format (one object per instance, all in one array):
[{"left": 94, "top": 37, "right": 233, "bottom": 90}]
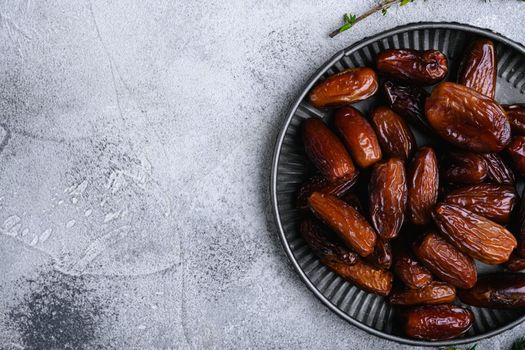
[
  {"left": 481, "top": 153, "right": 515, "bottom": 185},
  {"left": 389, "top": 282, "right": 456, "bottom": 306},
  {"left": 408, "top": 147, "right": 439, "bottom": 225},
  {"left": 382, "top": 80, "right": 431, "bottom": 132},
  {"left": 376, "top": 49, "right": 448, "bottom": 85},
  {"left": 370, "top": 106, "right": 416, "bottom": 161},
  {"left": 458, "top": 273, "right": 525, "bottom": 308},
  {"left": 444, "top": 184, "right": 517, "bottom": 224},
  {"left": 413, "top": 232, "right": 477, "bottom": 289},
  {"left": 503, "top": 104, "right": 525, "bottom": 135},
  {"left": 299, "top": 217, "right": 359, "bottom": 266},
  {"left": 365, "top": 238, "right": 392, "bottom": 270},
  {"left": 506, "top": 253, "right": 525, "bottom": 272},
  {"left": 458, "top": 38, "right": 496, "bottom": 98},
  {"left": 403, "top": 305, "right": 474, "bottom": 341},
  {"left": 296, "top": 175, "right": 358, "bottom": 210},
  {"left": 302, "top": 118, "right": 356, "bottom": 182},
  {"left": 394, "top": 251, "right": 433, "bottom": 289},
  {"left": 506, "top": 136, "right": 525, "bottom": 177},
  {"left": 334, "top": 106, "right": 382, "bottom": 168},
  {"left": 426, "top": 82, "right": 511, "bottom": 152},
  {"left": 308, "top": 68, "right": 379, "bottom": 108},
  {"left": 308, "top": 192, "right": 377, "bottom": 257},
  {"left": 433, "top": 203, "right": 517, "bottom": 265},
  {"left": 323, "top": 258, "right": 393, "bottom": 296},
  {"left": 369, "top": 158, "right": 407, "bottom": 239},
  {"left": 441, "top": 152, "right": 488, "bottom": 184}
]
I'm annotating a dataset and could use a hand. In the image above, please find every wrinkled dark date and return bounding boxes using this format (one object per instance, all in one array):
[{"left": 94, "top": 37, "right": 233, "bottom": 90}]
[
  {"left": 503, "top": 104, "right": 525, "bottom": 135},
  {"left": 426, "top": 82, "right": 511, "bottom": 152},
  {"left": 383, "top": 80, "right": 431, "bottom": 131},
  {"left": 433, "top": 203, "right": 517, "bottom": 265},
  {"left": 308, "top": 192, "right": 377, "bottom": 257},
  {"left": 365, "top": 238, "right": 393, "bottom": 270},
  {"left": 403, "top": 305, "right": 474, "bottom": 341},
  {"left": 444, "top": 184, "right": 517, "bottom": 224},
  {"left": 413, "top": 232, "right": 477, "bottom": 289},
  {"left": 408, "top": 147, "right": 439, "bottom": 225},
  {"left": 458, "top": 273, "right": 525, "bottom": 308},
  {"left": 506, "top": 253, "right": 525, "bottom": 272},
  {"left": 506, "top": 136, "right": 525, "bottom": 177},
  {"left": 308, "top": 68, "right": 379, "bottom": 108},
  {"left": 441, "top": 152, "right": 488, "bottom": 184},
  {"left": 458, "top": 38, "right": 496, "bottom": 98},
  {"left": 303, "top": 118, "right": 356, "bottom": 182},
  {"left": 369, "top": 158, "right": 407, "bottom": 239},
  {"left": 481, "top": 153, "right": 515, "bottom": 185},
  {"left": 389, "top": 282, "right": 456, "bottom": 306},
  {"left": 297, "top": 175, "right": 358, "bottom": 210},
  {"left": 334, "top": 106, "right": 382, "bottom": 168},
  {"left": 376, "top": 49, "right": 448, "bottom": 85},
  {"left": 323, "top": 258, "right": 393, "bottom": 296},
  {"left": 299, "top": 217, "right": 358, "bottom": 265},
  {"left": 394, "top": 250, "right": 433, "bottom": 289},
  {"left": 371, "top": 106, "right": 416, "bottom": 161}
]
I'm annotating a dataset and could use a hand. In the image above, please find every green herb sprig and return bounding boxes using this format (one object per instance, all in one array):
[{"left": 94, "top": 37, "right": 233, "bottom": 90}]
[
  {"left": 513, "top": 337, "right": 525, "bottom": 350},
  {"left": 330, "top": 0, "right": 524, "bottom": 38},
  {"left": 440, "top": 345, "right": 477, "bottom": 350},
  {"left": 329, "top": 0, "right": 414, "bottom": 38}
]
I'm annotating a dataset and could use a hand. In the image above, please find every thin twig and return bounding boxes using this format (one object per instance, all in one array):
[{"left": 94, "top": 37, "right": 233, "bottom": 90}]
[{"left": 329, "top": 0, "right": 406, "bottom": 38}]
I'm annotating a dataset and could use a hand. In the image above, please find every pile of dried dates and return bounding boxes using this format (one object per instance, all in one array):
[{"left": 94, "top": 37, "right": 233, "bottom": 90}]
[{"left": 298, "top": 38, "right": 525, "bottom": 341}]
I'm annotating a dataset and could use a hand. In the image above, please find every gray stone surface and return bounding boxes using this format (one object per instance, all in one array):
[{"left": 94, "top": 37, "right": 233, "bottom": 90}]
[{"left": 0, "top": 1, "right": 524, "bottom": 349}]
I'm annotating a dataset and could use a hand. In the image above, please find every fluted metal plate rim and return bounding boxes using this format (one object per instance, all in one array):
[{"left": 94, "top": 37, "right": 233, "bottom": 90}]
[{"left": 270, "top": 22, "right": 525, "bottom": 347}]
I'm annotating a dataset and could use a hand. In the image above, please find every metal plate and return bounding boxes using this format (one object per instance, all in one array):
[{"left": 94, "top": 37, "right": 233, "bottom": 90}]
[{"left": 270, "top": 22, "right": 525, "bottom": 347}]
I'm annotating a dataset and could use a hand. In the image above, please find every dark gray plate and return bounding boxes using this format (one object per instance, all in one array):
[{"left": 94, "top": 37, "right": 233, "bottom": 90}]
[{"left": 271, "top": 22, "right": 525, "bottom": 346}]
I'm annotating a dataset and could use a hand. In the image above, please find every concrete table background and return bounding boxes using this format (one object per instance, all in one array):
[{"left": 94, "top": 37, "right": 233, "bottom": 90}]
[{"left": 0, "top": 1, "right": 524, "bottom": 349}]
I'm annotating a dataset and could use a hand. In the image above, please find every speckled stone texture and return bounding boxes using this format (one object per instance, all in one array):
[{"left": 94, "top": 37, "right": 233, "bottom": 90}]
[{"left": 0, "top": 1, "right": 523, "bottom": 349}]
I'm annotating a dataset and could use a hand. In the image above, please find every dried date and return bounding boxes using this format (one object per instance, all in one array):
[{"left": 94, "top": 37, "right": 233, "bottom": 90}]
[
  {"left": 308, "top": 68, "right": 379, "bottom": 108},
  {"left": 376, "top": 49, "right": 448, "bottom": 85},
  {"left": 458, "top": 38, "right": 496, "bottom": 98},
  {"left": 403, "top": 305, "right": 474, "bottom": 341},
  {"left": 389, "top": 282, "right": 456, "bottom": 306},
  {"left": 444, "top": 184, "right": 517, "bottom": 224},
  {"left": 441, "top": 152, "right": 488, "bottom": 184},
  {"left": 382, "top": 80, "right": 431, "bottom": 132},
  {"left": 394, "top": 250, "right": 433, "bottom": 289},
  {"left": 432, "top": 203, "right": 517, "bottom": 265},
  {"left": 323, "top": 258, "right": 393, "bottom": 296},
  {"left": 369, "top": 158, "right": 407, "bottom": 239},
  {"left": 458, "top": 273, "right": 525, "bottom": 308},
  {"left": 408, "top": 147, "right": 439, "bottom": 225},
  {"left": 299, "top": 217, "right": 358, "bottom": 265},
  {"left": 334, "top": 106, "right": 382, "bottom": 168},
  {"left": 308, "top": 192, "right": 377, "bottom": 257},
  {"left": 297, "top": 175, "right": 358, "bottom": 210},
  {"left": 413, "top": 232, "right": 477, "bottom": 289},
  {"left": 371, "top": 106, "right": 416, "bottom": 161},
  {"left": 426, "top": 82, "right": 511, "bottom": 152},
  {"left": 303, "top": 117, "right": 356, "bottom": 182}
]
